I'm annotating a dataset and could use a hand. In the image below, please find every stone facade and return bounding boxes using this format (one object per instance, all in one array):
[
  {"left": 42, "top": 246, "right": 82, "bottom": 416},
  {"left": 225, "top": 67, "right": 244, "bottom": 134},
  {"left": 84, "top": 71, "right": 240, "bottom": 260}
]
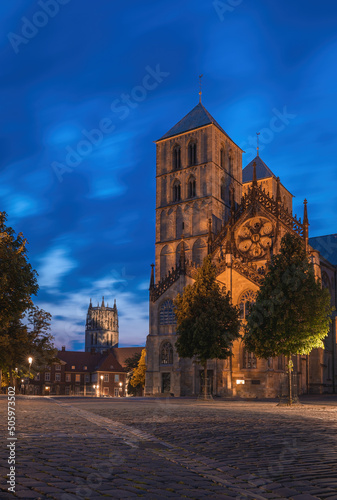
[
  {"left": 145, "top": 101, "right": 337, "bottom": 398},
  {"left": 85, "top": 297, "right": 119, "bottom": 352}
]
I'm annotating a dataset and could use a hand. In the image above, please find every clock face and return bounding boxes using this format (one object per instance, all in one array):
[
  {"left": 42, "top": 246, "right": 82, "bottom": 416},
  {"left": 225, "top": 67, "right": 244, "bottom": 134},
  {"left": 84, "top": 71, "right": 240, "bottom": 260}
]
[{"left": 235, "top": 217, "right": 273, "bottom": 260}]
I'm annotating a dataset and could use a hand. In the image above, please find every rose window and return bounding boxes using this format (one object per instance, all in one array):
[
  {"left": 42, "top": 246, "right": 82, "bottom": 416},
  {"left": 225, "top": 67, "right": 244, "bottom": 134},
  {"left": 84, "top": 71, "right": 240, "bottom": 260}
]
[{"left": 236, "top": 217, "right": 273, "bottom": 259}]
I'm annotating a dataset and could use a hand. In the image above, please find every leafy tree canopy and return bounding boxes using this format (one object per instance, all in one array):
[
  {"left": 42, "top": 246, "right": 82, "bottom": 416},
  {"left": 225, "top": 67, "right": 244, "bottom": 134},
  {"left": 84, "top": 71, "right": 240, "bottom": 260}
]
[
  {"left": 174, "top": 256, "right": 241, "bottom": 366},
  {"left": 130, "top": 349, "right": 146, "bottom": 389},
  {"left": 244, "top": 233, "right": 333, "bottom": 358}
]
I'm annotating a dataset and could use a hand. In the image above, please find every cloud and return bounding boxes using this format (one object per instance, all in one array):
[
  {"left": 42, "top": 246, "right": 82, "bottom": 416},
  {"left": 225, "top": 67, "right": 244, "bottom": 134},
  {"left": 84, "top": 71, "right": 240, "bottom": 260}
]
[{"left": 37, "top": 246, "right": 77, "bottom": 289}]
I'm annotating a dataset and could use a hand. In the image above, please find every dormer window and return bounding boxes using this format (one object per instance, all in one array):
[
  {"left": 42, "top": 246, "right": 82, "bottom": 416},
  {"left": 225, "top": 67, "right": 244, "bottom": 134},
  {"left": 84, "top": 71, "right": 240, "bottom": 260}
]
[
  {"left": 188, "top": 141, "right": 197, "bottom": 166},
  {"left": 172, "top": 145, "right": 181, "bottom": 170}
]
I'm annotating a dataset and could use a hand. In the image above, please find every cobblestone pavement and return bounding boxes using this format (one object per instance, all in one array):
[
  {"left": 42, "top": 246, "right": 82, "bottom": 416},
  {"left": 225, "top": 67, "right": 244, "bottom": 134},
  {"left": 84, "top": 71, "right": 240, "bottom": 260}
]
[{"left": 1, "top": 396, "right": 337, "bottom": 499}]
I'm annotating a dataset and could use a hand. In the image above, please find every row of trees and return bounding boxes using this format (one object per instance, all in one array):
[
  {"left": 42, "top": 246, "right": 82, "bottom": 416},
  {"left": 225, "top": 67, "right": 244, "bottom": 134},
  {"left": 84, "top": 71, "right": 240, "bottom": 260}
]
[
  {"left": 0, "top": 213, "right": 56, "bottom": 389},
  {"left": 174, "top": 233, "right": 333, "bottom": 403}
]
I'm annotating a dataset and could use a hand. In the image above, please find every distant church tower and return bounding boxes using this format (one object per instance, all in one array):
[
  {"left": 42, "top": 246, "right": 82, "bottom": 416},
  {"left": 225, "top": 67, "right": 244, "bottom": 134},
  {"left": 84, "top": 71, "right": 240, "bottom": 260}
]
[{"left": 85, "top": 297, "right": 119, "bottom": 352}]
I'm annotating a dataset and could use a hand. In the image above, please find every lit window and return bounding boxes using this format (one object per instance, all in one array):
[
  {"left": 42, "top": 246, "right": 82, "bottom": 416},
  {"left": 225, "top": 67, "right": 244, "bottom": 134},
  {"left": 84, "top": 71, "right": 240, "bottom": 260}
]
[
  {"left": 83, "top": 366, "right": 87, "bottom": 370},
  {"left": 242, "top": 349, "right": 257, "bottom": 369},
  {"left": 160, "top": 342, "right": 173, "bottom": 365},
  {"left": 104, "top": 374, "right": 109, "bottom": 382},
  {"left": 238, "top": 290, "right": 256, "bottom": 320},
  {"left": 114, "top": 388, "right": 119, "bottom": 397},
  {"left": 71, "top": 365, "right": 75, "bottom": 370},
  {"left": 114, "top": 374, "right": 119, "bottom": 382},
  {"left": 159, "top": 300, "right": 176, "bottom": 325},
  {"left": 75, "top": 374, "right": 80, "bottom": 382}
]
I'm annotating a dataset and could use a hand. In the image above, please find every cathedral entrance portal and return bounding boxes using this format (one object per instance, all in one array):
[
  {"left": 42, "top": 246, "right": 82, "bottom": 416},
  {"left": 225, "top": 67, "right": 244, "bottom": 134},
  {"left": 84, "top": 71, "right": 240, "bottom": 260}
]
[{"left": 161, "top": 373, "right": 171, "bottom": 393}]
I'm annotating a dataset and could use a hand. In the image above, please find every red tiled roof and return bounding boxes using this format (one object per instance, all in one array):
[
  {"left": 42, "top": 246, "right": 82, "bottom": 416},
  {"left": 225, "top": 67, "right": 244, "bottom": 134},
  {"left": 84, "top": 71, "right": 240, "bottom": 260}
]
[
  {"left": 111, "top": 347, "right": 144, "bottom": 367},
  {"left": 57, "top": 350, "right": 105, "bottom": 372},
  {"left": 97, "top": 352, "right": 124, "bottom": 372}
]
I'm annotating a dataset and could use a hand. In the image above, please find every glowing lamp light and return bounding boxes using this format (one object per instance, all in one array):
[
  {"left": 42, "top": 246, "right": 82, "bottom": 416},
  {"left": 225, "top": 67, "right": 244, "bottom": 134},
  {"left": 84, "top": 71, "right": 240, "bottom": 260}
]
[{"left": 236, "top": 379, "right": 245, "bottom": 385}]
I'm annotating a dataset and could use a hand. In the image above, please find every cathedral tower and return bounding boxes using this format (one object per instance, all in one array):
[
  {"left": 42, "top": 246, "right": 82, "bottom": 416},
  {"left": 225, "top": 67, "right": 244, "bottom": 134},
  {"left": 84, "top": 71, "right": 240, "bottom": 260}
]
[
  {"left": 85, "top": 297, "right": 119, "bottom": 352},
  {"left": 155, "top": 102, "right": 243, "bottom": 280}
]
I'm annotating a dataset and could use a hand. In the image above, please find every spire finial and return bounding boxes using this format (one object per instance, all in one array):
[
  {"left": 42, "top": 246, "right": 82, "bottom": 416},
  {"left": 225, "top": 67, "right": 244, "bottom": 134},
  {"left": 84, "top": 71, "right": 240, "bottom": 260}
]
[
  {"left": 256, "top": 132, "right": 260, "bottom": 156},
  {"left": 303, "top": 199, "right": 309, "bottom": 226},
  {"left": 89, "top": 298, "right": 92, "bottom": 309},
  {"left": 101, "top": 296, "right": 105, "bottom": 307},
  {"left": 149, "top": 263, "right": 155, "bottom": 289},
  {"left": 199, "top": 74, "right": 203, "bottom": 103}
]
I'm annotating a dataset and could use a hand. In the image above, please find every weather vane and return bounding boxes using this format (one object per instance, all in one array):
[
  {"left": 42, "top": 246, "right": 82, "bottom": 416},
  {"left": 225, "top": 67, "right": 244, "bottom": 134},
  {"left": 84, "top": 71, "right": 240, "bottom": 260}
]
[
  {"left": 256, "top": 132, "right": 260, "bottom": 156},
  {"left": 199, "top": 74, "right": 203, "bottom": 103}
]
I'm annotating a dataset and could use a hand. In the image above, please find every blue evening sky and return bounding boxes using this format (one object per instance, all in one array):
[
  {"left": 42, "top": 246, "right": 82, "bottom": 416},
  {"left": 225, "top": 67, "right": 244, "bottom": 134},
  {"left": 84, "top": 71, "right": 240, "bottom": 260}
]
[{"left": 1, "top": 0, "right": 336, "bottom": 349}]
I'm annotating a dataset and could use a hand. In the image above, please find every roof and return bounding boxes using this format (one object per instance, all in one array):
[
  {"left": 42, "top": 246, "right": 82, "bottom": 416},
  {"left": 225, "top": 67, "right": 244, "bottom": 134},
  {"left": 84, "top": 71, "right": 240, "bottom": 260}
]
[
  {"left": 111, "top": 347, "right": 144, "bottom": 368},
  {"left": 57, "top": 350, "right": 104, "bottom": 371},
  {"left": 97, "top": 352, "right": 124, "bottom": 372},
  {"left": 309, "top": 234, "right": 337, "bottom": 265},
  {"left": 157, "top": 102, "right": 239, "bottom": 146},
  {"left": 242, "top": 155, "right": 276, "bottom": 183}
]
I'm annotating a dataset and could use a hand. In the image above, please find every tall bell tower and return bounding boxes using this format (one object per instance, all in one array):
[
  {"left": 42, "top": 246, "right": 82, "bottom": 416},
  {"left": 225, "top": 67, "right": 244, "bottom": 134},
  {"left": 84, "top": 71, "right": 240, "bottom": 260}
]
[
  {"left": 154, "top": 101, "right": 243, "bottom": 280},
  {"left": 85, "top": 297, "right": 119, "bottom": 352}
]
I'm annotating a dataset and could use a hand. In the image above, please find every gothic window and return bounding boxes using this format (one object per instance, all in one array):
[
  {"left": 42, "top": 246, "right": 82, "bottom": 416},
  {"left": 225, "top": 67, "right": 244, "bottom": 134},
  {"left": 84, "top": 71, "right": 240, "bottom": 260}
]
[
  {"left": 173, "top": 180, "right": 181, "bottom": 202},
  {"left": 159, "top": 300, "right": 176, "bottom": 325},
  {"left": 220, "top": 177, "right": 226, "bottom": 202},
  {"left": 238, "top": 290, "right": 256, "bottom": 320},
  {"left": 188, "top": 176, "right": 196, "bottom": 198},
  {"left": 242, "top": 349, "right": 257, "bottom": 369},
  {"left": 172, "top": 145, "right": 181, "bottom": 170},
  {"left": 188, "top": 141, "right": 197, "bottom": 166},
  {"left": 160, "top": 342, "right": 173, "bottom": 365},
  {"left": 228, "top": 154, "right": 233, "bottom": 175},
  {"left": 220, "top": 147, "right": 225, "bottom": 168}
]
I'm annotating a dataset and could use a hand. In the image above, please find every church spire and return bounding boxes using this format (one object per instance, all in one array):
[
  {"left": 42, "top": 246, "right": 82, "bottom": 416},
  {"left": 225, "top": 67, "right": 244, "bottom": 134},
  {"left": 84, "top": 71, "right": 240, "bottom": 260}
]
[
  {"left": 149, "top": 263, "right": 155, "bottom": 289},
  {"left": 89, "top": 298, "right": 92, "bottom": 309},
  {"left": 101, "top": 296, "right": 105, "bottom": 307},
  {"left": 199, "top": 74, "right": 203, "bottom": 103},
  {"left": 256, "top": 132, "right": 260, "bottom": 157}
]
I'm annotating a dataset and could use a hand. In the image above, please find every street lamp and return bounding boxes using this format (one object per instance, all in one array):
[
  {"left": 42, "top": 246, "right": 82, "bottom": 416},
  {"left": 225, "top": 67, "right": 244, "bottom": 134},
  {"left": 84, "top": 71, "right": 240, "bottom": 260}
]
[
  {"left": 21, "top": 379, "right": 24, "bottom": 395},
  {"left": 100, "top": 375, "right": 103, "bottom": 397},
  {"left": 119, "top": 381, "right": 122, "bottom": 397},
  {"left": 28, "top": 356, "right": 33, "bottom": 395}
]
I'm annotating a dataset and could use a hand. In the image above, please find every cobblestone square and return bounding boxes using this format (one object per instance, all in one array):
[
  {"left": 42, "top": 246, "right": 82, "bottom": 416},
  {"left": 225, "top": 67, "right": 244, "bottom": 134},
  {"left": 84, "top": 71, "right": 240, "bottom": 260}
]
[{"left": 1, "top": 396, "right": 337, "bottom": 499}]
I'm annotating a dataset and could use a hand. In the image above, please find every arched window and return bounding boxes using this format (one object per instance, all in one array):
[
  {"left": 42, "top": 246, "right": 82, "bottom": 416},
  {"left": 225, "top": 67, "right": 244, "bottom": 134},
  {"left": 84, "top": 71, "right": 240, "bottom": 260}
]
[
  {"left": 228, "top": 154, "right": 233, "bottom": 175},
  {"left": 188, "top": 141, "right": 197, "bottom": 166},
  {"left": 243, "top": 349, "right": 257, "bottom": 369},
  {"left": 220, "top": 177, "right": 226, "bottom": 202},
  {"left": 172, "top": 145, "right": 181, "bottom": 170},
  {"left": 188, "top": 176, "right": 196, "bottom": 198},
  {"left": 159, "top": 300, "right": 176, "bottom": 325},
  {"left": 160, "top": 342, "right": 173, "bottom": 365},
  {"left": 220, "top": 147, "right": 225, "bottom": 168},
  {"left": 238, "top": 290, "right": 256, "bottom": 320},
  {"left": 173, "top": 180, "right": 181, "bottom": 202}
]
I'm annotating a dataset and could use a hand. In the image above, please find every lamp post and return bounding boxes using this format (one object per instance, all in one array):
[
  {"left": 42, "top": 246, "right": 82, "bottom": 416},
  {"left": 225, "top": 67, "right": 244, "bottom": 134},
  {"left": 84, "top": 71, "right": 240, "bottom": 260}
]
[
  {"left": 93, "top": 384, "right": 96, "bottom": 397},
  {"left": 28, "top": 356, "right": 33, "bottom": 395},
  {"left": 21, "top": 379, "right": 24, "bottom": 395},
  {"left": 119, "top": 381, "right": 123, "bottom": 397},
  {"left": 100, "top": 375, "right": 103, "bottom": 397}
]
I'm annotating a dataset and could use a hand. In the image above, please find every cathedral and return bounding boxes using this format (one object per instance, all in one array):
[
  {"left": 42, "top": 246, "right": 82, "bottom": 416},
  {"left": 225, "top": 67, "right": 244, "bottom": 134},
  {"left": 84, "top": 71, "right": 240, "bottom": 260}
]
[
  {"left": 85, "top": 297, "right": 119, "bottom": 352},
  {"left": 145, "top": 100, "right": 337, "bottom": 398}
]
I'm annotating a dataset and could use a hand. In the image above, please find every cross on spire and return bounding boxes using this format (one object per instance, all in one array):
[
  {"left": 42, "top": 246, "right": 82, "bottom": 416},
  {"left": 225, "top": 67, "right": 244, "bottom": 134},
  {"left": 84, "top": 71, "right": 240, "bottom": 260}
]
[
  {"left": 199, "top": 74, "right": 203, "bottom": 103},
  {"left": 256, "top": 132, "right": 260, "bottom": 156}
]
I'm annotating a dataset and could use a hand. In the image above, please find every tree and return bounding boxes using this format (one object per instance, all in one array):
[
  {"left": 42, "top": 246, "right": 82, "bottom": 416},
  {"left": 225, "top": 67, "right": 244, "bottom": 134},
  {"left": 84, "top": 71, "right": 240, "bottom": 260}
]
[
  {"left": 244, "top": 232, "right": 333, "bottom": 405},
  {"left": 1, "top": 306, "right": 57, "bottom": 387},
  {"left": 130, "top": 349, "right": 146, "bottom": 391},
  {"left": 125, "top": 351, "right": 142, "bottom": 396},
  {"left": 0, "top": 212, "right": 38, "bottom": 331},
  {"left": 174, "top": 256, "right": 241, "bottom": 399}
]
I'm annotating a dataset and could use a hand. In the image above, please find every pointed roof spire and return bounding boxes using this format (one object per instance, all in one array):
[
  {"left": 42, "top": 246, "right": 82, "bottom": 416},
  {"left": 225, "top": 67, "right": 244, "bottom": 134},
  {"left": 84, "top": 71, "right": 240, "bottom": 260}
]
[
  {"left": 252, "top": 161, "right": 257, "bottom": 187},
  {"left": 199, "top": 74, "right": 203, "bottom": 103},
  {"left": 149, "top": 263, "right": 155, "bottom": 289},
  {"left": 256, "top": 132, "right": 260, "bottom": 157},
  {"left": 113, "top": 298, "right": 117, "bottom": 310},
  {"left": 303, "top": 199, "right": 309, "bottom": 226},
  {"left": 89, "top": 298, "right": 92, "bottom": 309},
  {"left": 101, "top": 296, "right": 105, "bottom": 307}
]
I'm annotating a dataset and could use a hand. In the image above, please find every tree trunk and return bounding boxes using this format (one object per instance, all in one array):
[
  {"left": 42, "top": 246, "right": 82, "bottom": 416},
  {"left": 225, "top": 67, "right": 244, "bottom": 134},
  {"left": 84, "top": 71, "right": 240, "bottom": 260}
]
[
  {"left": 204, "top": 362, "right": 207, "bottom": 400},
  {"left": 287, "top": 354, "right": 293, "bottom": 406}
]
